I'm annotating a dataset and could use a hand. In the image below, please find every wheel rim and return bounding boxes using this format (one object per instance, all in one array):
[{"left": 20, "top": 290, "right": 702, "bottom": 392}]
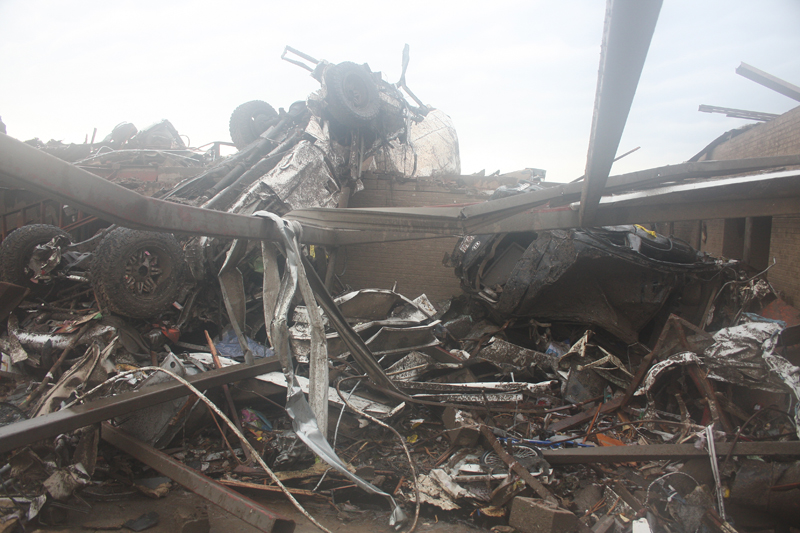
[
  {"left": 123, "top": 247, "right": 173, "bottom": 299},
  {"left": 481, "top": 444, "right": 544, "bottom": 475}
]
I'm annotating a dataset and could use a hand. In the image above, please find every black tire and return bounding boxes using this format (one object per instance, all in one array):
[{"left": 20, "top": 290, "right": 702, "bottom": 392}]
[
  {"left": 90, "top": 228, "right": 186, "bottom": 319},
  {"left": 0, "top": 224, "right": 71, "bottom": 290},
  {"left": 229, "top": 100, "right": 278, "bottom": 150},
  {"left": 324, "top": 62, "right": 381, "bottom": 128}
]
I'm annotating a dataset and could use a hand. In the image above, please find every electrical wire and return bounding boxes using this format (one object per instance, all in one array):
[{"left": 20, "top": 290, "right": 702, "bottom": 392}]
[{"left": 643, "top": 471, "right": 700, "bottom": 508}]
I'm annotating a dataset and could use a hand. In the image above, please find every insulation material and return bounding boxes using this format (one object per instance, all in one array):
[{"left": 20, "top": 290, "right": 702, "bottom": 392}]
[{"left": 704, "top": 322, "right": 790, "bottom": 393}]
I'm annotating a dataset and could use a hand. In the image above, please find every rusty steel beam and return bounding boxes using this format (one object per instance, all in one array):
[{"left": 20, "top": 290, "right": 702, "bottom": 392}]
[
  {"left": 579, "top": 0, "right": 662, "bottom": 227},
  {"left": 543, "top": 441, "right": 800, "bottom": 465},
  {"left": 5, "top": 130, "right": 800, "bottom": 247},
  {"left": 102, "top": 423, "right": 295, "bottom": 533},
  {"left": 0, "top": 358, "right": 282, "bottom": 454}
]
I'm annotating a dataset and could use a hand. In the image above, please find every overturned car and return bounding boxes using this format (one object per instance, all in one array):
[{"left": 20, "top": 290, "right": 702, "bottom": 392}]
[
  {"left": 449, "top": 224, "right": 737, "bottom": 345},
  {"left": 0, "top": 46, "right": 459, "bottom": 358}
]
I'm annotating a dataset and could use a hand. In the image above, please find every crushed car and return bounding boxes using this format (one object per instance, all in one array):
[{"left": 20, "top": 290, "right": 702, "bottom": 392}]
[{"left": 447, "top": 180, "right": 743, "bottom": 348}]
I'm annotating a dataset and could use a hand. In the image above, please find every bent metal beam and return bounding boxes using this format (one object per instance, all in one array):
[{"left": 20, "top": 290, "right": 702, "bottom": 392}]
[
  {"left": 102, "top": 423, "right": 295, "bottom": 533},
  {"left": 0, "top": 358, "right": 282, "bottom": 454},
  {"left": 579, "top": 0, "right": 662, "bottom": 227}
]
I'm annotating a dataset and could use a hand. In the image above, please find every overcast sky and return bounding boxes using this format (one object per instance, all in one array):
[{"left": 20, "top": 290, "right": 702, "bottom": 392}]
[{"left": 1, "top": 1, "right": 799, "bottom": 183}]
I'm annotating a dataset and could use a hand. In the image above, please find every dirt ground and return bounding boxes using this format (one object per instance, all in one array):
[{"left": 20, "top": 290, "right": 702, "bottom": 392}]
[{"left": 42, "top": 488, "right": 488, "bottom": 533}]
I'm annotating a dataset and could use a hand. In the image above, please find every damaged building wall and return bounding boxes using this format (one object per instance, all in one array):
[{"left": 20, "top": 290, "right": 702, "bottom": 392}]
[
  {"left": 668, "top": 104, "right": 800, "bottom": 303},
  {"left": 703, "top": 219, "right": 725, "bottom": 257},
  {"left": 768, "top": 215, "right": 800, "bottom": 304},
  {"left": 700, "top": 104, "right": 800, "bottom": 161},
  {"left": 335, "top": 175, "right": 499, "bottom": 304}
]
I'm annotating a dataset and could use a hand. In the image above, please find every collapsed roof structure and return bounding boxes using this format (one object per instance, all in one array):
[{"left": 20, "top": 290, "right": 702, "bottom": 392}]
[{"left": 1, "top": 2, "right": 800, "bottom": 533}]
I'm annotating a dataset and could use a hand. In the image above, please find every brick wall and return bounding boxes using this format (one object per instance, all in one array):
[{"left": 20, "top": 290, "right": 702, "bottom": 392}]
[
  {"left": 335, "top": 176, "right": 492, "bottom": 305},
  {"left": 707, "top": 105, "right": 800, "bottom": 161},
  {"left": 692, "top": 104, "right": 800, "bottom": 302},
  {"left": 768, "top": 216, "right": 800, "bottom": 305},
  {"left": 654, "top": 220, "right": 702, "bottom": 249},
  {"left": 701, "top": 219, "right": 725, "bottom": 257}
]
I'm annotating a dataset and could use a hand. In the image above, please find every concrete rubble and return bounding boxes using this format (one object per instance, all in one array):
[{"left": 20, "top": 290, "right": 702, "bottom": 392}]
[{"left": 0, "top": 41, "right": 799, "bottom": 533}]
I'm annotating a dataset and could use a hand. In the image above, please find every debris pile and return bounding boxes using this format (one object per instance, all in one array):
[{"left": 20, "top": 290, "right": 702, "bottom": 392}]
[
  {"left": 0, "top": 205, "right": 798, "bottom": 533},
  {"left": 0, "top": 49, "right": 798, "bottom": 533}
]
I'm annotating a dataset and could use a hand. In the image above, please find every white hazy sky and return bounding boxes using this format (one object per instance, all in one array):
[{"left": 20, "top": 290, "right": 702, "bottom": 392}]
[{"left": 1, "top": 1, "right": 799, "bottom": 182}]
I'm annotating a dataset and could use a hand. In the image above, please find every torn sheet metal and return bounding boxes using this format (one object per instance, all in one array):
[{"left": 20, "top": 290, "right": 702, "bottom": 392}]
[
  {"left": 289, "top": 306, "right": 329, "bottom": 340},
  {"left": 0, "top": 323, "right": 29, "bottom": 364},
  {"left": 634, "top": 352, "right": 701, "bottom": 396},
  {"left": 297, "top": 257, "right": 403, "bottom": 396},
  {"left": 386, "top": 351, "right": 432, "bottom": 381},
  {"left": 255, "top": 211, "right": 406, "bottom": 527},
  {"left": 334, "top": 289, "right": 433, "bottom": 326},
  {"left": 34, "top": 339, "right": 117, "bottom": 416},
  {"left": 559, "top": 331, "right": 633, "bottom": 402},
  {"left": 371, "top": 109, "right": 460, "bottom": 178},
  {"left": 397, "top": 380, "right": 556, "bottom": 395},
  {"left": 636, "top": 321, "right": 796, "bottom": 397},
  {"left": 228, "top": 141, "right": 340, "bottom": 216},
  {"left": 8, "top": 317, "right": 115, "bottom": 352},
  {"left": 354, "top": 323, "right": 440, "bottom": 362},
  {"left": 288, "top": 289, "right": 437, "bottom": 362},
  {"left": 411, "top": 393, "right": 524, "bottom": 403},
  {"left": 217, "top": 238, "right": 255, "bottom": 365},
  {"left": 703, "top": 322, "right": 790, "bottom": 393},
  {"left": 760, "top": 329, "right": 800, "bottom": 438},
  {"left": 385, "top": 351, "right": 459, "bottom": 381},
  {"left": 191, "top": 354, "right": 396, "bottom": 418},
  {"left": 291, "top": 322, "right": 439, "bottom": 363},
  {"left": 470, "top": 338, "right": 556, "bottom": 374}
]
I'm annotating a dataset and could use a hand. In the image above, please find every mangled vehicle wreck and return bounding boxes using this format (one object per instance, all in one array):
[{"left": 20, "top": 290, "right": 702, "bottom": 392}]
[
  {"left": 449, "top": 224, "right": 727, "bottom": 345},
  {"left": 0, "top": 45, "right": 459, "bottom": 352},
  {"left": 2, "top": 18, "right": 800, "bottom": 533}
]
